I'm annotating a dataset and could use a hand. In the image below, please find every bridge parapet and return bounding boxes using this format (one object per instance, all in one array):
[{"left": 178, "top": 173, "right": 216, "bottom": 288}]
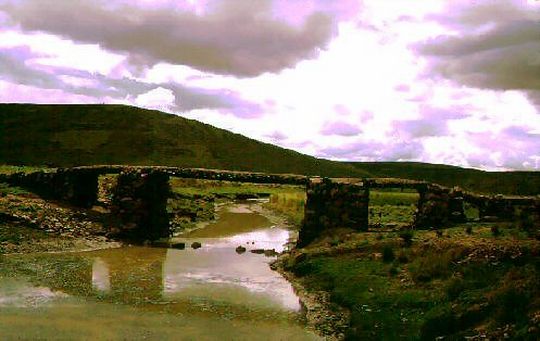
[
  {"left": 0, "top": 168, "right": 99, "bottom": 207},
  {"left": 71, "top": 165, "right": 308, "bottom": 185}
]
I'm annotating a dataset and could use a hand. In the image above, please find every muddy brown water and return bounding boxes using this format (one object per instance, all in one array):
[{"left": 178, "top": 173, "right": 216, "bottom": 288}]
[{"left": 0, "top": 202, "right": 320, "bottom": 340}]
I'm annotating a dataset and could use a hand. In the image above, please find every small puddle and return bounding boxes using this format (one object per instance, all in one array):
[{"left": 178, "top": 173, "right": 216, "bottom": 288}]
[{"left": 0, "top": 201, "right": 320, "bottom": 340}]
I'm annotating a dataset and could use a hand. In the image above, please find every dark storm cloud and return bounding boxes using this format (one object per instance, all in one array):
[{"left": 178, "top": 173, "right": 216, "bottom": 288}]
[
  {"left": 418, "top": 0, "right": 540, "bottom": 93},
  {"left": 2, "top": 0, "right": 338, "bottom": 77}
]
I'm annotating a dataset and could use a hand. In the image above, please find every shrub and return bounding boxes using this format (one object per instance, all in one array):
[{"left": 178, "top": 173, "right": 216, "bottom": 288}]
[
  {"left": 382, "top": 245, "right": 395, "bottom": 263},
  {"left": 389, "top": 265, "right": 399, "bottom": 276},
  {"left": 517, "top": 210, "right": 534, "bottom": 234},
  {"left": 420, "top": 304, "right": 457, "bottom": 340},
  {"left": 409, "top": 250, "right": 455, "bottom": 283},
  {"left": 399, "top": 230, "right": 414, "bottom": 247},
  {"left": 490, "top": 285, "right": 530, "bottom": 323},
  {"left": 446, "top": 277, "right": 466, "bottom": 300},
  {"left": 397, "top": 251, "right": 409, "bottom": 264}
]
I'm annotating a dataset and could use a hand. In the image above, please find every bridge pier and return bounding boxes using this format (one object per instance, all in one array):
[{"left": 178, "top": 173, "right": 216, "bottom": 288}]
[
  {"left": 55, "top": 169, "right": 99, "bottom": 207},
  {"left": 478, "top": 196, "right": 516, "bottom": 221},
  {"left": 414, "top": 186, "right": 465, "bottom": 229},
  {"left": 298, "top": 178, "right": 369, "bottom": 247},
  {"left": 111, "top": 169, "right": 171, "bottom": 240}
]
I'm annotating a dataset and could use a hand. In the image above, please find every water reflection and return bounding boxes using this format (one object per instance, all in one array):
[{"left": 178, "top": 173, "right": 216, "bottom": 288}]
[
  {"left": 91, "top": 258, "right": 110, "bottom": 292},
  {"left": 83, "top": 226, "right": 300, "bottom": 310},
  {"left": 0, "top": 207, "right": 314, "bottom": 339}
]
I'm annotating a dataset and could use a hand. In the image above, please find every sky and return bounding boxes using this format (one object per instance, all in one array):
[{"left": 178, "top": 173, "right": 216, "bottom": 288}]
[{"left": 0, "top": 0, "right": 539, "bottom": 170}]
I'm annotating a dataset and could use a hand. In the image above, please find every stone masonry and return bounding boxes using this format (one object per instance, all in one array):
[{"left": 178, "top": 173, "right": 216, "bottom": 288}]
[
  {"left": 1, "top": 166, "right": 538, "bottom": 243},
  {"left": 111, "top": 169, "right": 171, "bottom": 240},
  {"left": 298, "top": 178, "right": 369, "bottom": 247}
]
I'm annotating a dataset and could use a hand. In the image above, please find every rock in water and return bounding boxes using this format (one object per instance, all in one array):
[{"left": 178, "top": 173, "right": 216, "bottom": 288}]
[
  {"left": 191, "top": 241, "right": 202, "bottom": 249},
  {"left": 264, "top": 249, "right": 279, "bottom": 257},
  {"left": 235, "top": 245, "right": 247, "bottom": 254},
  {"left": 172, "top": 242, "right": 185, "bottom": 250}
]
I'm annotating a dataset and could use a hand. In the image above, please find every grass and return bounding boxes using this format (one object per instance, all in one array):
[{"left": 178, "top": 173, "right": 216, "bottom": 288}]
[
  {"left": 2, "top": 104, "right": 538, "bottom": 196},
  {"left": 350, "top": 161, "right": 540, "bottom": 195},
  {"left": 157, "top": 178, "right": 308, "bottom": 231},
  {"left": 288, "top": 223, "right": 540, "bottom": 339},
  {"left": 170, "top": 178, "right": 302, "bottom": 198},
  {"left": 169, "top": 178, "right": 306, "bottom": 227},
  {"left": 265, "top": 192, "right": 306, "bottom": 226},
  {"left": 0, "top": 223, "right": 51, "bottom": 252},
  {"left": 0, "top": 104, "right": 368, "bottom": 177},
  {"left": 291, "top": 255, "right": 436, "bottom": 339},
  {"left": 0, "top": 182, "right": 32, "bottom": 196},
  {"left": 368, "top": 190, "right": 418, "bottom": 227},
  {"left": 0, "top": 165, "right": 53, "bottom": 174}
]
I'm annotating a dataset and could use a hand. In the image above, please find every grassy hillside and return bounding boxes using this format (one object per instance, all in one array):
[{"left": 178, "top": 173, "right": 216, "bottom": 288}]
[
  {"left": 349, "top": 162, "right": 540, "bottom": 195},
  {"left": 0, "top": 104, "right": 367, "bottom": 177},
  {"left": 1, "top": 104, "right": 538, "bottom": 195}
]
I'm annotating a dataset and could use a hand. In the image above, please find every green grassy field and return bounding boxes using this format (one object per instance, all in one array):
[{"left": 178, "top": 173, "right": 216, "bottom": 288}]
[
  {"left": 286, "top": 225, "right": 540, "bottom": 340},
  {"left": 0, "top": 165, "right": 54, "bottom": 174},
  {"left": 368, "top": 190, "right": 419, "bottom": 227}
]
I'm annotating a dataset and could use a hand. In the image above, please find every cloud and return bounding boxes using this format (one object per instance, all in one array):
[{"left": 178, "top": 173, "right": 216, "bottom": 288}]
[
  {"left": 393, "top": 119, "right": 447, "bottom": 138},
  {"left": 0, "top": 46, "right": 60, "bottom": 88},
  {"left": 317, "top": 139, "right": 424, "bottom": 161},
  {"left": 418, "top": 0, "right": 540, "bottom": 94},
  {"left": 0, "top": 45, "right": 262, "bottom": 115},
  {"left": 320, "top": 120, "right": 362, "bottom": 136},
  {"left": 466, "top": 125, "right": 540, "bottom": 169},
  {"left": 266, "top": 130, "right": 288, "bottom": 141},
  {"left": 2, "top": 0, "right": 341, "bottom": 76},
  {"left": 135, "top": 87, "right": 175, "bottom": 109}
]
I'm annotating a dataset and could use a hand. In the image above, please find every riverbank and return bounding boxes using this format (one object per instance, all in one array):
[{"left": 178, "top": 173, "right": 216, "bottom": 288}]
[
  {"left": 278, "top": 226, "right": 540, "bottom": 339},
  {"left": 0, "top": 183, "right": 121, "bottom": 254},
  {"left": 271, "top": 256, "right": 350, "bottom": 340}
]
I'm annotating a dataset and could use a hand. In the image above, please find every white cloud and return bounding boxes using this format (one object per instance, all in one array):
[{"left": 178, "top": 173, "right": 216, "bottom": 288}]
[{"left": 135, "top": 87, "right": 175, "bottom": 110}]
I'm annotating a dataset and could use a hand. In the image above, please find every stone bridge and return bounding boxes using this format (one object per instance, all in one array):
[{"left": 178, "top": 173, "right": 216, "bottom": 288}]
[{"left": 1, "top": 166, "right": 538, "bottom": 244}]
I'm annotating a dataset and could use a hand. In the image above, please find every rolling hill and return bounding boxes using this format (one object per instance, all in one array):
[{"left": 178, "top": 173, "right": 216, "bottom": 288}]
[
  {"left": 349, "top": 162, "right": 540, "bottom": 195},
  {"left": 0, "top": 104, "right": 368, "bottom": 177},
  {"left": 1, "top": 104, "right": 538, "bottom": 195}
]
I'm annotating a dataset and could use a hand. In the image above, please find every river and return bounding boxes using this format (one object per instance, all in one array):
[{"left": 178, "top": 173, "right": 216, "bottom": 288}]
[{"left": 0, "top": 201, "right": 320, "bottom": 340}]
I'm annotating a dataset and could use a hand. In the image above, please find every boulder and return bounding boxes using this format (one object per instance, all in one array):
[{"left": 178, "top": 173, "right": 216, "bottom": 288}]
[{"left": 235, "top": 245, "right": 246, "bottom": 254}]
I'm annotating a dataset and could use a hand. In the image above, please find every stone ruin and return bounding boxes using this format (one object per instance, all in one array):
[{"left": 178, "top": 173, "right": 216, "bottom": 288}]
[
  {"left": 1, "top": 166, "right": 538, "bottom": 244},
  {"left": 110, "top": 169, "right": 170, "bottom": 240},
  {"left": 299, "top": 178, "right": 369, "bottom": 247},
  {"left": 298, "top": 177, "right": 539, "bottom": 246}
]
